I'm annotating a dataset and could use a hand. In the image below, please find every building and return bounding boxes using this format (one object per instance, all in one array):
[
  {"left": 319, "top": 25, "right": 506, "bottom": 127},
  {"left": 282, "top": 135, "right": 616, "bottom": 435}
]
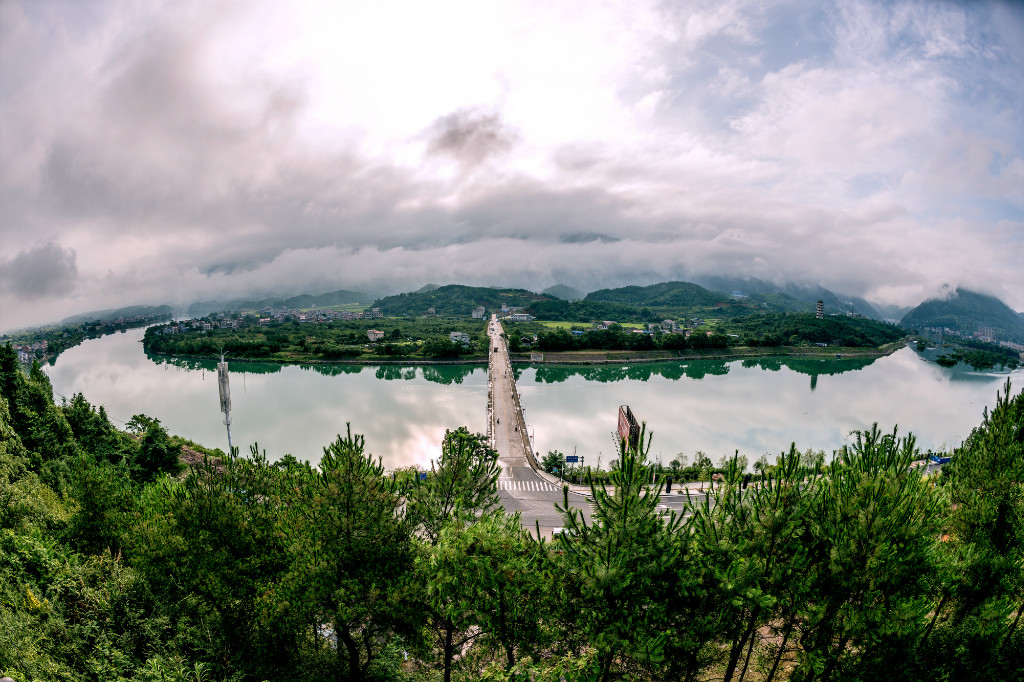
[
  {"left": 617, "top": 405, "right": 640, "bottom": 450},
  {"left": 367, "top": 329, "right": 385, "bottom": 342},
  {"left": 508, "top": 313, "right": 533, "bottom": 322},
  {"left": 450, "top": 331, "right": 471, "bottom": 345},
  {"left": 471, "top": 306, "right": 485, "bottom": 319},
  {"left": 816, "top": 300, "right": 824, "bottom": 319}
]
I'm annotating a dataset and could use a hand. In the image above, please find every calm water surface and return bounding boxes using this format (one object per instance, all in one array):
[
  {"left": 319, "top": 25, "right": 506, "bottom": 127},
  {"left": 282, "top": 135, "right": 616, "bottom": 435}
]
[{"left": 44, "top": 328, "right": 1021, "bottom": 469}]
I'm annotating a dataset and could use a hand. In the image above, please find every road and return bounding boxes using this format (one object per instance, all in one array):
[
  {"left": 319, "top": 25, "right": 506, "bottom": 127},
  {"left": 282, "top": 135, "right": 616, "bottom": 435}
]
[{"left": 487, "top": 315, "right": 592, "bottom": 537}]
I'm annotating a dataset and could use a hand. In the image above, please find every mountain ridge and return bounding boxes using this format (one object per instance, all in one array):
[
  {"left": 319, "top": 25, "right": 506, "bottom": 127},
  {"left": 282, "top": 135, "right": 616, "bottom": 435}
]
[{"left": 900, "top": 288, "right": 1024, "bottom": 343}]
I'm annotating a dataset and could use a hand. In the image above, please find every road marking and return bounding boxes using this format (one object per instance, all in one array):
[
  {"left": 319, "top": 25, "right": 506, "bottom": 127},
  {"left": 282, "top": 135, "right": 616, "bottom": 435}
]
[{"left": 498, "top": 480, "right": 558, "bottom": 492}]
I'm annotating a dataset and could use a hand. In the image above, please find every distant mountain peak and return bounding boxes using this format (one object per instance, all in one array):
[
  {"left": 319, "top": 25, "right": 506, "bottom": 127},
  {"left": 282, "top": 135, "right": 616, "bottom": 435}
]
[
  {"left": 901, "top": 288, "right": 1024, "bottom": 343},
  {"left": 542, "top": 284, "right": 585, "bottom": 301}
]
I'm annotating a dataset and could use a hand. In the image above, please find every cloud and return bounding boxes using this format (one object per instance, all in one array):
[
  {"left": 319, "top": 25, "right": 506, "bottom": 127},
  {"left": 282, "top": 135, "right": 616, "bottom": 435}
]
[
  {"left": 0, "top": 0, "right": 1022, "bottom": 332},
  {"left": 0, "top": 242, "right": 78, "bottom": 299},
  {"left": 426, "top": 109, "right": 518, "bottom": 167}
]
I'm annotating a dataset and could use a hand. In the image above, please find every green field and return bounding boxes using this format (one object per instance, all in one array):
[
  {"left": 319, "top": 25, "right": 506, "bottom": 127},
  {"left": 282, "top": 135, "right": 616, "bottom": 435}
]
[{"left": 538, "top": 320, "right": 644, "bottom": 330}]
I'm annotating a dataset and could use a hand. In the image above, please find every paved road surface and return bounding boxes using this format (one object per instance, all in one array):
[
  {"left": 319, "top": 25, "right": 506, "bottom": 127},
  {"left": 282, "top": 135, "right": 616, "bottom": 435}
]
[{"left": 487, "top": 315, "right": 591, "bottom": 537}]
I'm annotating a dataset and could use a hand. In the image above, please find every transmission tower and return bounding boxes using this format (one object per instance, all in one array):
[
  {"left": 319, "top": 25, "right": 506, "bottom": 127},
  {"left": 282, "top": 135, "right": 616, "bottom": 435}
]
[{"left": 217, "top": 349, "right": 233, "bottom": 452}]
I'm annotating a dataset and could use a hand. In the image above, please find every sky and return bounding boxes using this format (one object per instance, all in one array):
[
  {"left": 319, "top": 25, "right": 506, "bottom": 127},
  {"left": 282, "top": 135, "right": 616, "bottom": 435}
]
[{"left": 1, "top": 0, "right": 1022, "bottom": 331}]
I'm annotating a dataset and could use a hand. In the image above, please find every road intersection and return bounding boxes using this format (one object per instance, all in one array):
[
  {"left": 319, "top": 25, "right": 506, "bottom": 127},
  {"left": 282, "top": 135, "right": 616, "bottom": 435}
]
[{"left": 486, "top": 315, "right": 706, "bottom": 536}]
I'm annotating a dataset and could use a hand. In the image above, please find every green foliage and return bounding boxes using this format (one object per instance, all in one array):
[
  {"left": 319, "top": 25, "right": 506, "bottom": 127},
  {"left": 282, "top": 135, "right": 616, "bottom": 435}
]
[
  {"left": 4, "top": 308, "right": 173, "bottom": 365},
  {"left": 372, "top": 285, "right": 547, "bottom": 317},
  {"left": 729, "top": 312, "right": 905, "bottom": 347},
  {"left": 914, "top": 379, "right": 1024, "bottom": 679},
  {"left": 540, "top": 450, "right": 565, "bottom": 474},
  {"left": 408, "top": 428, "right": 500, "bottom": 545},
  {"left": 552, "top": 425, "right": 683, "bottom": 681},
  {"left": 422, "top": 513, "right": 550, "bottom": 681},
  {"left": 275, "top": 426, "right": 420, "bottom": 680},
  {"left": 901, "top": 288, "right": 1024, "bottom": 343},
  {"left": 584, "top": 281, "right": 729, "bottom": 308},
  {"left": 686, "top": 447, "right": 822, "bottom": 682},
  {"left": 934, "top": 338, "right": 1020, "bottom": 370},
  {"left": 527, "top": 299, "right": 653, "bottom": 324},
  {"left": 144, "top": 316, "right": 488, "bottom": 361},
  {"left": 133, "top": 417, "right": 183, "bottom": 483},
  {"left": 791, "top": 425, "right": 945, "bottom": 681},
  {"left": 1, "top": 332, "right": 1021, "bottom": 682},
  {"left": 0, "top": 346, "right": 81, "bottom": 491}
]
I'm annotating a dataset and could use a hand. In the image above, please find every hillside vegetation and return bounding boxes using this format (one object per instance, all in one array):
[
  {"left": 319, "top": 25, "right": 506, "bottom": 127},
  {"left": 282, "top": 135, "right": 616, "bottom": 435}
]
[
  {"left": 585, "top": 281, "right": 730, "bottom": 307},
  {"left": 372, "top": 285, "right": 550, "bottom": 317},
  {"left": 1, "top": 342, "right": 1022, "bottom": 681},
  {"left": 188, "top": 288, "right": 370, "bottom": 317},
  {"left": 902, "top": 288, "right": 1024, "bottom": 342}
]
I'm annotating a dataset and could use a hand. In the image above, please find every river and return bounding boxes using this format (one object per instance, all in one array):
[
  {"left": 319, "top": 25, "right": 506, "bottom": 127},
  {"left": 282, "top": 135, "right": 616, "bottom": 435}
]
[{"left": 43, "top": 327, "right": 1021, "bottom": 469}]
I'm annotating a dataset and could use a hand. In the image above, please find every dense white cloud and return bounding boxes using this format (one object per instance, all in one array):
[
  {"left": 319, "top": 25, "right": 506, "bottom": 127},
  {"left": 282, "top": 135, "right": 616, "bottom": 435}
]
[{"left": 1, "top": 0, "right": 1021, "bottom": 331}]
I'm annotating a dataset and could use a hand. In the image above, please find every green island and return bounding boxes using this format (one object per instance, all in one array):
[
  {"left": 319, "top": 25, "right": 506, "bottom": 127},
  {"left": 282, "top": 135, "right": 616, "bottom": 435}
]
[
  {"left": 142, "top": 309, "right": 907, "bottom": 366},
  {"left": 926, "top": 337, "right": 1021, "bottom": 371},
  {"left": 3, "top": 340, "right": 1023, "bottom": 682}
]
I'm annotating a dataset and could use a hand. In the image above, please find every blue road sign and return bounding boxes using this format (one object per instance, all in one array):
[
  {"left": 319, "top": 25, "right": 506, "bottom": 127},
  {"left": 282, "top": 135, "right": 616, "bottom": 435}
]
[
  {"left": 565, "top": 455, "right": 579, "bottom": 463},
  {"left": 419, "top": 472, "right": 428, "bottom": 480}
]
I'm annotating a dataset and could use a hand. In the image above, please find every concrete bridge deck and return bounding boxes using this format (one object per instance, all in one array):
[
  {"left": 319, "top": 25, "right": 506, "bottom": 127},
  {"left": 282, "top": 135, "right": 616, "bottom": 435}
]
[{"left": 487, "top": 315, "right": 591, "bottom": 536}]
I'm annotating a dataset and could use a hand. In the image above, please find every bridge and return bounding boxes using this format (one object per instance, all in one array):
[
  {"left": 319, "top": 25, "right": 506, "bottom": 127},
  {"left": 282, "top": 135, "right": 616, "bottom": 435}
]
[{"left": 487, "top": 315, "right": 591, "bottom": 535}]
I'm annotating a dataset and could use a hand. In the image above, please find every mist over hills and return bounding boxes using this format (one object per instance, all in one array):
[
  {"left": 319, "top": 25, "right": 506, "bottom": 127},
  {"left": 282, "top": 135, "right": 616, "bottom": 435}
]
[
  {"left": 21, "top": 278, "right": 1024, "bottom": 347},
  {"left": 60, "top": 305, "right": 175, "bottom": 325},
  {"left": 900, "top": 288, "right": 1024, "bottom": 343},
  {"left": 371, "top": 285, "right": 547, "bottom": 316},
  {"left": 690, "top": 276, "right": 883, "bottom": 319},
  {"left": 185, "top": 289, "right": 370, "bottom": 317},
  {"left": 542, "top": 284, "right": 585, "bottom": 301}
]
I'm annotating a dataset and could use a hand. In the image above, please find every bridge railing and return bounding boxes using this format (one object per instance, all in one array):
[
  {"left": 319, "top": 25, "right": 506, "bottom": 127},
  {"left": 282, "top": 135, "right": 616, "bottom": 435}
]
[{"left": 492, "top": 319, "right": 541, "bottom": 472}]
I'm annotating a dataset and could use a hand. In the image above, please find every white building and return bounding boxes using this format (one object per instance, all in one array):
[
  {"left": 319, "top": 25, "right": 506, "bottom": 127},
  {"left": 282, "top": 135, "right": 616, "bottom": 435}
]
[
  {"left": 471, "top": 306, "right": 486, "bottom": 319},
  {"left": 367, "top": 329, "right": 385, "bottom": 342},
  {"left": 450, "top": 331, "right": 471, "bottom": 345}
]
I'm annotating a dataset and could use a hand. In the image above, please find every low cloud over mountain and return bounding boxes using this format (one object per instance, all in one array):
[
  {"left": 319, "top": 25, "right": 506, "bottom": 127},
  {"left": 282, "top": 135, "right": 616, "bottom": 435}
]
[{"left": 1, "top": 1, "right": 1021, "bottom": 331}]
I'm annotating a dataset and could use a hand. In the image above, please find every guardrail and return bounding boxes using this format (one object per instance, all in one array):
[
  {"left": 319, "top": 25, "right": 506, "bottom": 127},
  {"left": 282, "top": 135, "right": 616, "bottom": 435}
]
[{"left": 490, "top": 319, "right": 542, "bottom": 473}]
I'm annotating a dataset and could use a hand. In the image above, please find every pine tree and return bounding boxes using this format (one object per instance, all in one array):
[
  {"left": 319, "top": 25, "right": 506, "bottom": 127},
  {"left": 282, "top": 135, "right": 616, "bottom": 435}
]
[
  {"left": 791, "top": 425, "right": 945, "bottom": 681},
  {"left": 277, "top": 426, "right": 419, "bottom": 680},
  {"left": 554, "top": 424, "right": 681, "bottom": 681}
]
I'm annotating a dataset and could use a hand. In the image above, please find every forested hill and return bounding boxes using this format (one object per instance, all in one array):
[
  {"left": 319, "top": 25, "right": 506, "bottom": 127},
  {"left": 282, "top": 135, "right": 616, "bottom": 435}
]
[
  {"left": 187, "top": 288, "right": 370, "bottom": 316},
  {"left": 60, "top": 304, "right": 175, "bottom": 325},
  {"left": 371, "top": 284, "right": 552, "bottom": 316},
  {"left": 585, "top": 281, "right": 729, "bottom": 307},
  {"left": 692, "top": 276, "right": 884, "bottom": 319},
  {"left": 901, "top": 288, "right": 1024, "bottom": 342},
  {"left": 541, "top": 283, "right": 585, "bottom": 301}
]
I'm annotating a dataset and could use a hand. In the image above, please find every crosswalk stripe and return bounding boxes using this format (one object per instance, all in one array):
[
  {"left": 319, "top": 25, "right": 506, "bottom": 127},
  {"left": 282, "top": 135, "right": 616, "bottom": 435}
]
[{"left": 497, "top": 480, "right": 558, "bottom": 492}]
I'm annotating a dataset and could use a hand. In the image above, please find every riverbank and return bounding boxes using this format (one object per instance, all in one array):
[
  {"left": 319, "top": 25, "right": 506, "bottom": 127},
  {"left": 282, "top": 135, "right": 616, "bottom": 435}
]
[
  {"left": 148, "top": 339, "right": 908, "bottom": 368},
  {"left": 509, "top": 340, "right": 906, "bottom": 365}
]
